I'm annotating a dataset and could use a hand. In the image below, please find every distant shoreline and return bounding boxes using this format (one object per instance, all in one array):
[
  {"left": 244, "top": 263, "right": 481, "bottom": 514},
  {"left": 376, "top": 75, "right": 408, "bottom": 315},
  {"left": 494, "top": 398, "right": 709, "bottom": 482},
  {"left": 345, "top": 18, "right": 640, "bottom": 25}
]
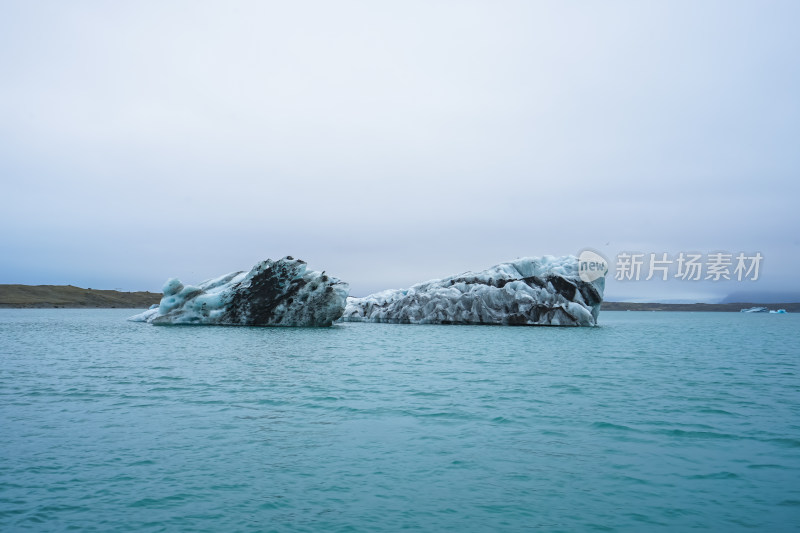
[
  {"left": 1, "top": 285, "right": 797, "bottom": 312},
  {"left": 601, "top": 301, "right": 798, "bottom": 312},
  {"left": 0, "top": 285, "right": 161, "bottom": 309}
]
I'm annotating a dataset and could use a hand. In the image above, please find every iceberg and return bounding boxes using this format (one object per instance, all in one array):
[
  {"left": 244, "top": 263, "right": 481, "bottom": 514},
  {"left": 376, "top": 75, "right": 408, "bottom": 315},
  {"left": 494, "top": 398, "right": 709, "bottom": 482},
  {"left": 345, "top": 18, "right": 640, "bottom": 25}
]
[
  {"left": 341, "top": 256, "right": 604, "bottom": 327},
  {"left": 128, "top": 257, "right": 349, "bottom": 327}
]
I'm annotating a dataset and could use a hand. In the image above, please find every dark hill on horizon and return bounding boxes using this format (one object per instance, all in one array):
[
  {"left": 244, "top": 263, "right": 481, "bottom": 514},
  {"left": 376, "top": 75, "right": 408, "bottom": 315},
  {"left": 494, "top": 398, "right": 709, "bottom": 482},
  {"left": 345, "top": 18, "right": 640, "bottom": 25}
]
[
  {"left": 0, "top": 285, "right": 161, "bottom": 309},
  {"left": 721, "top": 291, "right": 800, "bottom": 304}
]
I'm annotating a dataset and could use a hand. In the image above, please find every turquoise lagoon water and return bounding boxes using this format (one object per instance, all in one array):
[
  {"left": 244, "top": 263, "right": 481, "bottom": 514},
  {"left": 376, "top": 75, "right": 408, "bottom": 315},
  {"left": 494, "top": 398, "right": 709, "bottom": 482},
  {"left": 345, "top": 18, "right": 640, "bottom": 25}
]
[{"left": 1, "top": 310, "right": 799, "bottom": 532}]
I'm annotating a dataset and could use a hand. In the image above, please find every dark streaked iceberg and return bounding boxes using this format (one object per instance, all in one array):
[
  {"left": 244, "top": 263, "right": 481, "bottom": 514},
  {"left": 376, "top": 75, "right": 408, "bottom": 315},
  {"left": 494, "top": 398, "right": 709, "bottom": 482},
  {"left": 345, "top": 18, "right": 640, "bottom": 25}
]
[
  {"left": 128, "top": 257, "right": 348, "bottom": 327},
  {"left": 341, "top": 256, "right": 604, "bottom": 327}
]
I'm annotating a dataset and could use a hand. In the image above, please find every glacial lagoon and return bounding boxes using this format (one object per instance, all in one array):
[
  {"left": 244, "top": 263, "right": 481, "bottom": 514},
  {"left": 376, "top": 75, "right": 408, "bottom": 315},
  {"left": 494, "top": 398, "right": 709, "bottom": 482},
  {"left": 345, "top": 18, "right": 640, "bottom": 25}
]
[{"left": 1, "top": 309, "right": 798, "bottom": 531}]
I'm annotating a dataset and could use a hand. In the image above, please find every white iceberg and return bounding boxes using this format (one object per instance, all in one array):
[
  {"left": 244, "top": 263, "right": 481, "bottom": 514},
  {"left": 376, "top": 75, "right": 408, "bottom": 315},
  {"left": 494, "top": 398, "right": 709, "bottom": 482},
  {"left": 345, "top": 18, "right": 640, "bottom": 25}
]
[
  {"left": 341, "top": 256, "right": 605, "bottom": 327},
  {"left": 128, "top": 257, "right": 349, "bottom": 327}
]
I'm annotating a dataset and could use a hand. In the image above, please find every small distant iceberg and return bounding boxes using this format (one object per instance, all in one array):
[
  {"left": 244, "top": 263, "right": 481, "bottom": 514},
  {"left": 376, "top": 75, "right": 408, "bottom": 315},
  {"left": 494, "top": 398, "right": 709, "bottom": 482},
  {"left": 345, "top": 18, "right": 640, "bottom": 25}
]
[
  {"left": 341, "top": 256, "right": 605, "bottom": 327},
  {"left": 769, "top": 309, "right": 787, "bottom": 314},
  {"left": 128, "top": 257, "right": 349, "bottom": 327},
  {"left": 740, "top": 307, "right": 769, "bottom": 313}
]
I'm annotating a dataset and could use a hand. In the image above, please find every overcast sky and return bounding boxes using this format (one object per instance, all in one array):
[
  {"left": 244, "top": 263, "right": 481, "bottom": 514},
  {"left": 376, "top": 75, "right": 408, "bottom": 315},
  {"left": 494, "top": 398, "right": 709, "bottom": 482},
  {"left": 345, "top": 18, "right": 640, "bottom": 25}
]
[{"left": 2, "top": 1, "right": 799, "bottom": 301}]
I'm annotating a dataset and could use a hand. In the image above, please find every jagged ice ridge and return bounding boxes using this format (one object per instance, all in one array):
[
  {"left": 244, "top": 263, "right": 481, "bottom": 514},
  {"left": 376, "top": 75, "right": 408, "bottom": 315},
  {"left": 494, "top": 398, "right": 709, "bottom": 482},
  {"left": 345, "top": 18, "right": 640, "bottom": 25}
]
[
  {"left": 128, "top": 257, "right": 348, "bottom": 327},
  {"left": 340, "top": 256, "right": 604, "bottom": 327}
]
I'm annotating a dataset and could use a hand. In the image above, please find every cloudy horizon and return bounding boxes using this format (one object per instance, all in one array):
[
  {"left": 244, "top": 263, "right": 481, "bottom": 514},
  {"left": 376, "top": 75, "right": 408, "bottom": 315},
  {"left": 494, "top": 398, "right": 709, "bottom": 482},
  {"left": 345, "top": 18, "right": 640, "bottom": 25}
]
[{"left": 2, "top": 1, "right": 799, "bottom": 302}]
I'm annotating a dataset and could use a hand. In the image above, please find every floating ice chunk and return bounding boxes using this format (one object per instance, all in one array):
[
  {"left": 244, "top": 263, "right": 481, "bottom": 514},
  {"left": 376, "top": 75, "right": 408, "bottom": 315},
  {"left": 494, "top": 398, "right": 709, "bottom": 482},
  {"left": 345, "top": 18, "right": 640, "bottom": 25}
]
[
  {"left": 128, "top": 257, "right": 349, "bottom": 327},
  {"left": 341, "top": 256, "right": 605, "bottom": 327}
]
